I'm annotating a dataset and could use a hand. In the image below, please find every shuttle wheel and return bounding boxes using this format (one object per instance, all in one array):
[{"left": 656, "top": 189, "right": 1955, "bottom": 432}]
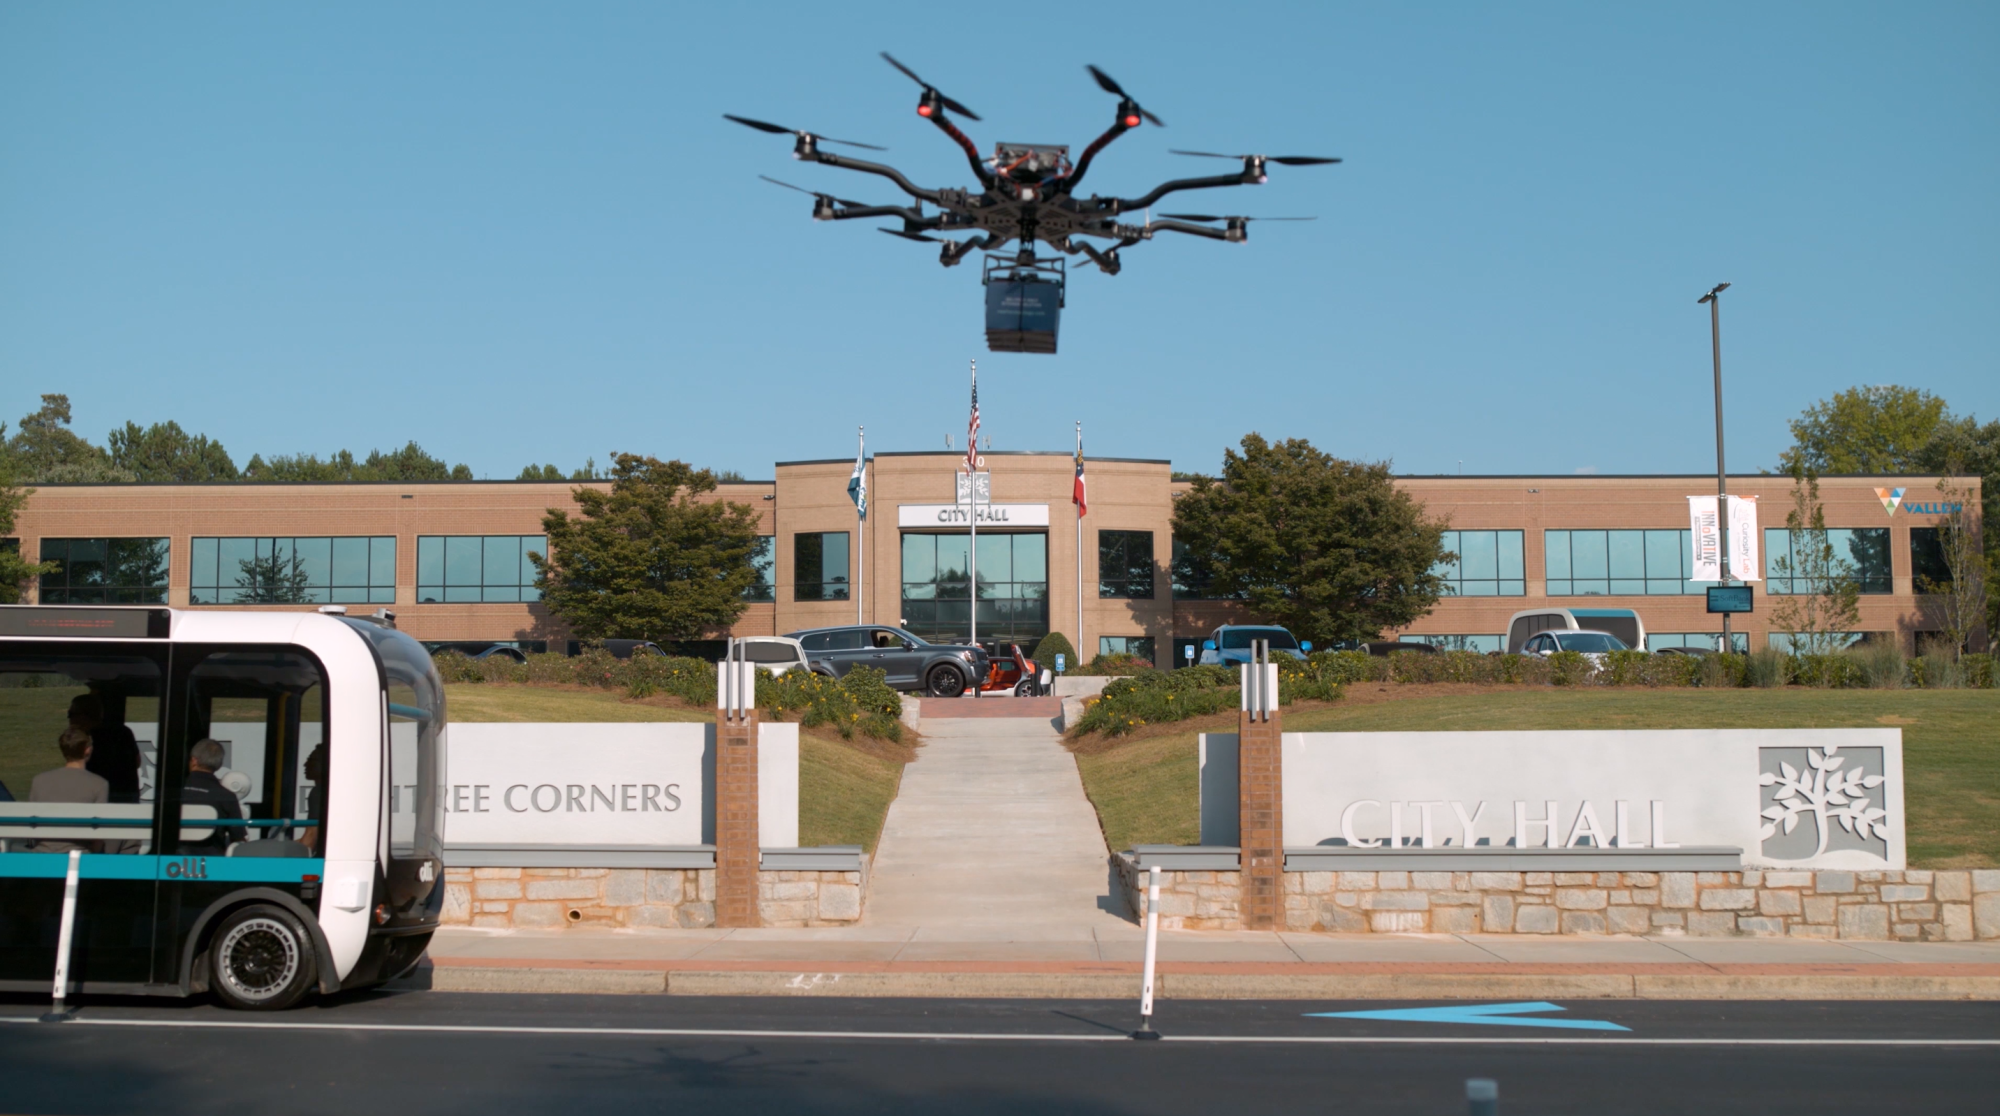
[{"left": 209, "top": 904, "right": 318, "bottom": 1011}]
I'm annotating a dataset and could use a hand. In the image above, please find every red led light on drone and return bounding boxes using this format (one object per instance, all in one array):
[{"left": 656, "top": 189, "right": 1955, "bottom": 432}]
[
  {"left": 918, "top": 103, "right": 933, "bottom": 117},
  {"left": 1123, "top": 114, "right": 1140, "bottom": 127}
]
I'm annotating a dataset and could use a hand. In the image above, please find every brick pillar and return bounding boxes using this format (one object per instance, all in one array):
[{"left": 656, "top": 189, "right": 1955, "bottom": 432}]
[
  {"left": 715, "top": 706, "right": 762, "bottom": 928},
  {"left": 1238, "top": 668, "right": 1283, "bottom": 930}
]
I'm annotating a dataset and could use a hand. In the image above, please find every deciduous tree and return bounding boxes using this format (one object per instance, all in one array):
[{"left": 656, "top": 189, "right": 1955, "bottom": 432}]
[
  {"left": 1780, "top": 385, "right": 1950, "bottom": 475},
  {"left": 1170, "top": 434, "right": 1450, "bottom": 645},
  {"left": 107, "top": 420, "right": 240, "bottom": 482},
  {"left": 533, "top": 454, "right": 761, "bottom": 641}
]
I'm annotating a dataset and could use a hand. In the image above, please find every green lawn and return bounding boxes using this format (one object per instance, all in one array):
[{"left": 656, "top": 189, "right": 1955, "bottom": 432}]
[
  {"left": 1071, "top": 688, "right": 2000, "bottom": 868},
  {"left": 0, "top": 685, "right": 90, "bottom": 800},
  {"left": 446, "top": 684, "right": 908, "bottom": 852}
]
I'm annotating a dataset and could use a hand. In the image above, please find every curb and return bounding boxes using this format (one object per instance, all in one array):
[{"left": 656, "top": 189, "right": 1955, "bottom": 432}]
[{"left": 418, "top": 961, "right": 2000, "bottom": 1001}]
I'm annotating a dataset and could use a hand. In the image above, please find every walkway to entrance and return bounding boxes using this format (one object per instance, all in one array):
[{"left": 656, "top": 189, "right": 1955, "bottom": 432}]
[
  {"left": 863, "top": 715, "right": 1127, "bottom": 936},
  {"left": 916, "top": 695, "right": 1062, "bottom": 719}
]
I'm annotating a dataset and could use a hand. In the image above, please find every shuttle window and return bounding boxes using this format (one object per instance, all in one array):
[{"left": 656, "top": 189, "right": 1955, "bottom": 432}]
[
  {"left": 0, "top": 650, "right": 164, "bottom": 855},
  {"left": 179, "top": 651, "right": 329, "bottom": 856}
]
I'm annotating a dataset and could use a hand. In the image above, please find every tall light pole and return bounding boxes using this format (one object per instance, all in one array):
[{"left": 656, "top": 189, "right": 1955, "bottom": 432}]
[{"left": 1698, "top": 282, "right": 1732, "bottom": 652}]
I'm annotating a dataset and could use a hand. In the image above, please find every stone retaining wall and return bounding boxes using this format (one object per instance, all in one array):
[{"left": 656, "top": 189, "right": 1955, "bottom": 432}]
[
  {"left": 1113, "top": 856, "right": 2000, "bottom": 941},
  {"left": 442, "top": 863, "right": 867, "bottom": 930}
]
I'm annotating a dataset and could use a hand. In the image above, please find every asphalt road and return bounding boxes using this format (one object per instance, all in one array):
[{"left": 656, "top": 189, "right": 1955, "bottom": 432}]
[{"left": 3, "top": 992, "right": 1996, "bottom": 1115}]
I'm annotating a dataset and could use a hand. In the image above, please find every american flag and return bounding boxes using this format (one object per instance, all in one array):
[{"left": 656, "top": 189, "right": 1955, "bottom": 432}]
[
  {"left": 1073, "top": 425, "right": 1087, "bottom": 516},
  {"left": 965, "top": 361, "right": 981, "bottom": 474}
]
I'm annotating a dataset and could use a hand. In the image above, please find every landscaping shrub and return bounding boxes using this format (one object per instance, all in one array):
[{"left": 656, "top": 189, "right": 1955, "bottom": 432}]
[
  {"left": 1698, "top": 652, "right": 1747, "bottom": 688},
  {"left": 1547, "top": 650, "right": 1594, "bottom": 686},
  {"left": 1030, "top": 631, "right": 1077, "bottom": 670},
  {"left": 1962, "top": 653, "right": 1995, "bottom": 689},
  {"left": 1792, "top": 653, "right": 1860, "bottom": 689},
  {"left": 759, "top": 665, "right": 903, "bottom": 741},
  {"left": 1072, "top": 665, "right": 1237, "bottom": 737},
  {"left": 1850, "top": 640, "right": 1909, "bottom": 689},
  {"left": 1911, "top": 652, "right": 1965, "bottom": 690},
  {"left": 1069, "top": 652, "right": 1155, "bottom": 677},
  {"left": 1598, "top": 650, "right": 1701, "bottom": 687},
  {"left": 1746, "top": 649, "right": 1791, "bottom": 688},
  {"left": 1276, "top": 654, "right": 1349, "bottom": 702}
]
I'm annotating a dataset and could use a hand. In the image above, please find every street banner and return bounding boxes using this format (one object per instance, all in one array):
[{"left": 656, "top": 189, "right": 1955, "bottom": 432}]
[
  {"left": 1688, "top": 496, "right": 1722, "bottom": 581},
  {"left": 1727, "top": 495, "right": 1760, "bottom": 581},
  {"left": 1689, "top": 495, "right": 1761, "bottom": 582}
]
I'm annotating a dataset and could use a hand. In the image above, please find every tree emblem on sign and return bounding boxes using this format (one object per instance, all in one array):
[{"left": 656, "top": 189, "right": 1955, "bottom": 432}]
[{"left": 1758, "top": 744, "right": 1886, "bottom": 858}]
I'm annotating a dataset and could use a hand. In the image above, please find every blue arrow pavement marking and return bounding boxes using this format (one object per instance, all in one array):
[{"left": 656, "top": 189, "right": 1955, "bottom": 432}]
[{"left": 1305, "top": 1001, "right": 1630, "bottom": 1032}]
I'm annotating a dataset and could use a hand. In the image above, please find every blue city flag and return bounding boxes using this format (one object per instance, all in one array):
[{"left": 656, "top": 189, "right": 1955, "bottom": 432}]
[{"left": 848, "top": 446, "right": 867, "bottom": 518}]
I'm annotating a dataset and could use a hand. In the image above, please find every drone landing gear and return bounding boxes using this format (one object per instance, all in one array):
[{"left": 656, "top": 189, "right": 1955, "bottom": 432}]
[{"left": 982, "top": 255, "right": 1065, "bottom": 354}]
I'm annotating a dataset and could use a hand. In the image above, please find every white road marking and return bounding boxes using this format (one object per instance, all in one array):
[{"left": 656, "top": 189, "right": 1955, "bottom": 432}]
[{"left": 4, "top": 1017, "right": 1998, "bottom": 1046}]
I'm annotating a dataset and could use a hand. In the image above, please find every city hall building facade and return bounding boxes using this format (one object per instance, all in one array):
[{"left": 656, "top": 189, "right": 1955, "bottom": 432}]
[{"left": 7, "top": 452, "right": 1978, "bottom": 666}]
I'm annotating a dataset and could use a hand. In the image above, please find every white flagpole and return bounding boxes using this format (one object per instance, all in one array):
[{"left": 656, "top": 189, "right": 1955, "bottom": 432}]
[
  {"left": 967, "top": 360, "right": 979, "bottom": 697},
  {"left": 856, "top": 426, "right": 864, "bottom": 626},
  {"left": 1076, "top": 421, "right": 1084, "bottom": 663}
]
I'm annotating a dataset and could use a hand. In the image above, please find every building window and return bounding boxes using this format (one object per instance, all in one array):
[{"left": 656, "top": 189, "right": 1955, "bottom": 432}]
[
  {"left": 1434, "top": 531, "right": 1525, "bottom": 596},
  {"left": 1098, "top": 530, "right": 1155, "bottom": 599},
  {"left": 37, "top": 538, "right": 170, "bottom": 604},
  {"left": 1648, "top": 632, "right": 1749, "bottom": 653},
  {"left": 900, "top": 532, "right": 1048, "bottom": 646},
  {"left": 1910, "top": 527, "right": 1951, "bottom": 590},
  {"left": 190, "top": 537, "right": 396, "bottom": 605},
  {"left": 744, "top": 535, "right": 776, "bottom": 602},
  {"left": 1099, "top": 636, "right": 1156, "bottom": 662},
  {"left": 417, "top": 536, "right": 546, "bottom": 603},
  {"left": 1407, "top": 634, "right": 1504, "bottom": 653},
  {"left": 1545, "top": 529, "right": 1705, "bottom": 596},
  {"left": 1763, "top": 527, "right": 1891, "bottom": 595},
  {"left": 794, "top": 532, "right": 850, "bottom": 602}
]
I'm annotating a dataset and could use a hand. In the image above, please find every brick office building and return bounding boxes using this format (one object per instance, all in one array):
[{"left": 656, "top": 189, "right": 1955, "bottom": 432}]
[{"left": 6, "top": 454, "right": 1978, "bottom": 664}]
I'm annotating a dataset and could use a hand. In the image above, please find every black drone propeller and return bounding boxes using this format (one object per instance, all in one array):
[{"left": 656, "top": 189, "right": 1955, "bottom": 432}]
[
  {"left": 878, "top": 227, "right": 941, "bottom": 243},
  {"left": 881, "top": 52, "right": 981, "bottom": 120},
  {"left": 759, "top": 175, "right": 869, "bottom": 208},
  {"left": 1086, "top": 65, "right": 1163, "bottom": 127},
  {"left": 1161, "top": 214, "right": 1317, "bottom": 222},
  {"left": 1170, "top": 150, "right": 1340, "bottom": 166},
  {"left": 722, "top": 114, "right": 887, "bottom": 151}
]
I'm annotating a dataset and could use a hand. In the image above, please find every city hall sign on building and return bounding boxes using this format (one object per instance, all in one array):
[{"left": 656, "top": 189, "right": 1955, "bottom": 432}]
[
  {"left": 897, "top": 503, "right": 1051, "bottom": 527},
  {"left": 1200, "top": 729, "right": 1905, "bottom": 870}
]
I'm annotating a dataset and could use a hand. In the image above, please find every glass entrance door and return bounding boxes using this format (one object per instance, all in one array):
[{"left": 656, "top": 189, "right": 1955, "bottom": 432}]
[{"left": 899, "top": 532, "right": 1048, "bottom": 648}]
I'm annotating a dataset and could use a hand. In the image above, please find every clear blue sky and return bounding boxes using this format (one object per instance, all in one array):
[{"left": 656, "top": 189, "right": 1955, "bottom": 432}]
[{"left": 2, "top": 2, "right": 1994, "bottom": 480}]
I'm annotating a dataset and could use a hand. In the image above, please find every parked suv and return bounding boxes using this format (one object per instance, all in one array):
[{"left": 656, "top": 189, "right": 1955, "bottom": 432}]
[
  {"left": 786, "top": 625, "right": 989, "bottom": 697},
  {"left": 1196, "top": 624, "right": 1310, "bottom": 666}
]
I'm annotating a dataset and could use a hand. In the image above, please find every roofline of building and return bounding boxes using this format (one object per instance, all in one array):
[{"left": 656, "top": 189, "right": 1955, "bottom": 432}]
[
  {"left": 778, "top": 451, "right": 1174, "bottom": 466},
  {"left": 13, "top": 471, "right": 1979, "bottom": 488}
]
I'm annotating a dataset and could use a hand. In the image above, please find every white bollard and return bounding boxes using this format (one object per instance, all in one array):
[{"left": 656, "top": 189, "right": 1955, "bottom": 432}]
[
  {"left": 41, "top": 848, "right": 82, "bottom": 1023},
  {"left": 1132, "top": 863, "right": 1162, "bottom": 1039}
]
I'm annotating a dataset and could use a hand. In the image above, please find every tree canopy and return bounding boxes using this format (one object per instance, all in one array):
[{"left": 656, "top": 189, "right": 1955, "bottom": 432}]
[
  {"left": 107, "top": 420, "right": 240, "bottom": 482},
  {"left": 2, "top": 395, "right": 134, "bottom": 483},
  {"left": 1171, "top": 434, "right": 1450, "bottom": 645},
  {"left": 1780, "top": 385, "right": 1951, "bottom": 475},
  {"left": 532, "top": 453, "right": 762, "bottom": 641},
  {"left": 242, "top": 442, "right": 473, "bottom": 482}
]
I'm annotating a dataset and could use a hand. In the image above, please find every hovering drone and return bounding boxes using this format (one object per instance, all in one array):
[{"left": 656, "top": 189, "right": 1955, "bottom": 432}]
[{"left": 727, "top": 54, "right": 1339, "bottom": 353}]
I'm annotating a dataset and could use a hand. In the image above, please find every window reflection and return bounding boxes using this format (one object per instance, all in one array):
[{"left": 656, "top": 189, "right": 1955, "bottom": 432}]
[
  {"left": 37, "top": 538, "right": 170, "bottom": 605},
  {"left": 417, "top": 536, "right": 545, "bottom": 604},
  {"left": 190, "top": 536, "right": 396, "bottom": 605}
]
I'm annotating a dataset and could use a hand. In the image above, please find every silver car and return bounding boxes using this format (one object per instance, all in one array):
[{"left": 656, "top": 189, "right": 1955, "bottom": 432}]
[{"left": 1517, "top": 629, "right": 1631, "bottom": 666}]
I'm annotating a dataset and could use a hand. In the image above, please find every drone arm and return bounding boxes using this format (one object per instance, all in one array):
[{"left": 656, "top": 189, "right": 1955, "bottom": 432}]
[
  {"left": 1063, "top": 120, "right": 1132, "bottom": 192},
  {"left": 1145, "top": 220, "right": 1235, "bottom": 242},
  {"left": 808, "top": 150, "right": 943, "bottom": 204},
  {"left": 1110, "top": 171, "right": 1253, "bottom": 213},
  {"left": 824, "top": 205, "right": 926, "bottom": 222},
  {"left": 926, "top": 113, "right": 996, "bottom": 189}
]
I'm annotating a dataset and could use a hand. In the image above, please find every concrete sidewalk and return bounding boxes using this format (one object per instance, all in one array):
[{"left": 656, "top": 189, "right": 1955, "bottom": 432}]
[
  {"left": 863, "top": 715, "right": 1125, "bottom": 933},
  {"left": 419, "top": 925, "right": 2000, "bottom": 1000}
]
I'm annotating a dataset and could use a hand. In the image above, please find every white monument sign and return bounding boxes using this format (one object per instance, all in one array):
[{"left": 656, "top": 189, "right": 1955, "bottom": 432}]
[
  {"left": 434, "top": 722, "right": 798, "bottom": 848},
  {"left": 1201, "top": 729, "right": 1903, "bottom": 870}
]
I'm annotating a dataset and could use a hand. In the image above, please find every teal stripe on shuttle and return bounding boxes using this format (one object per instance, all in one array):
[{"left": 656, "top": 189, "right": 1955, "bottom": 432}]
[{"left": 0, "top": 853, "right": 326, "bottom": 883}]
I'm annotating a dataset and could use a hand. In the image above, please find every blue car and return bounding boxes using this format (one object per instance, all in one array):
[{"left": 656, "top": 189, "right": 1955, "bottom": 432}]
[{"left": 1197, "top": 624, "right": 1310, "bottom": 666}]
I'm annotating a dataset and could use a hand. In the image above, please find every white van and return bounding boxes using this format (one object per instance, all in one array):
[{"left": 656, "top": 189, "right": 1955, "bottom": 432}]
[{"left": 736, "top": 635, "right": 809, "bottom": 676}]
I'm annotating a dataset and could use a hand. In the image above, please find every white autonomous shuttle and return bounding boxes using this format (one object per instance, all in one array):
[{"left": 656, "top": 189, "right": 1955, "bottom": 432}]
[{"left": 0, "top": 606, "right": 446, "bottom": 1009}]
